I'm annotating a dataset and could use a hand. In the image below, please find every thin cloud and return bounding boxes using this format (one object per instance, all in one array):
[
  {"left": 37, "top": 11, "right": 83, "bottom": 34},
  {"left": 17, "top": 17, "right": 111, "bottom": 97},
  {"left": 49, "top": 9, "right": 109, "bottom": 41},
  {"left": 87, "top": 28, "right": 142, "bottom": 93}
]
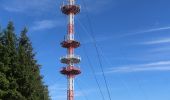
[
  {"left": 141, "top": 38, "right": 170, "bottom": 45},
  {"left": 48, "top": 84, "right": 66, "bottom": 91},
  {"left": 105, "top": 61, "right": 170, "bottom": 73},
  {"left": 3, "top": 6, "right": 23, "bottom": 12},
  {"left": 104, "top": 26, "right": 170, "bottom": 39},
  {"left": 1, "top": 0, "right": 57, "bottom": 13},
  {"left": 48, "top": 83, "right": 86, "bottom": 100},
  {"left": 141, "top": 26, "right": 170, "bottom": 33},
  {"left": 30, "top": 20, "right": 64, "bottom": 31},
  {"left": 150, "top": 46, "right": 170, "bottom": 52},
  {"left": 124, "top": 26, "right": 170, "bottom": 37},
  {"left": 48, "top": 84, "right": 66, "bottom": 100},
  {"left": 79, "top": 19, "right": 170, "bottom": 44}
]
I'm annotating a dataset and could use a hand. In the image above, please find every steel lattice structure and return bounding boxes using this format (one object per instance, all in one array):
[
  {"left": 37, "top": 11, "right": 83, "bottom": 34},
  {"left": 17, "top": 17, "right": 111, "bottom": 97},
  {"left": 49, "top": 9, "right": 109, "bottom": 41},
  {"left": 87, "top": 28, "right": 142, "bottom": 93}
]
[{"left": 60, "top": 0, "right": 81, "bottom": 100}]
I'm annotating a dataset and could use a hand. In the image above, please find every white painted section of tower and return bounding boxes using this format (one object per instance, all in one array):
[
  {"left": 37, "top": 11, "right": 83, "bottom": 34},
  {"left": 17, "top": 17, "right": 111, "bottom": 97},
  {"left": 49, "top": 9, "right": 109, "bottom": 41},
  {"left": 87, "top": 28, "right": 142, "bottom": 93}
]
[
  {"left": 68, "top": 77, "right": 74, "bottom": 90},
  {"left": 69, "top": 0, "right": 75, "bottom": 5},
  {"left": 67, "top": 0, "right": 75, "bottom": 41},
  {"left": 68, "top": 13, "right": 74, "bottom": 40}
]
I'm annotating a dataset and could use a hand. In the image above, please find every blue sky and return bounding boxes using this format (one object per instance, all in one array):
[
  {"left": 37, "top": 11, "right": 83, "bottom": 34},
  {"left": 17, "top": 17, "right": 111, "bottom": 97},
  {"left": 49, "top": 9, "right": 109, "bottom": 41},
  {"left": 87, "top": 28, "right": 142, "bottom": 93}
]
[{"left": 1, "top": 0, "right": 170, "bottom": 100}]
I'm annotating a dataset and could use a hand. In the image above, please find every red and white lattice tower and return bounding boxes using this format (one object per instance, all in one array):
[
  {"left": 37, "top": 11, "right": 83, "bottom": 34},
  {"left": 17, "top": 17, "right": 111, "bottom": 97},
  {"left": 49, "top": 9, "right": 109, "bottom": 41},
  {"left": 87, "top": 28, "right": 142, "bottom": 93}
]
[{"left": 60, "top": 0, "right": 81, "bottom": 100}]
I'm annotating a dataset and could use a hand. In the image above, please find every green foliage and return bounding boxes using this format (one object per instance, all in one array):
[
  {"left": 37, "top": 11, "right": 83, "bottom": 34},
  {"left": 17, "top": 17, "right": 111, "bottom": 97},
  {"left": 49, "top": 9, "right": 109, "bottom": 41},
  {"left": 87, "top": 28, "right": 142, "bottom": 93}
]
[{"left": 0, "top": 22, "right": 50, "bottom": 100}]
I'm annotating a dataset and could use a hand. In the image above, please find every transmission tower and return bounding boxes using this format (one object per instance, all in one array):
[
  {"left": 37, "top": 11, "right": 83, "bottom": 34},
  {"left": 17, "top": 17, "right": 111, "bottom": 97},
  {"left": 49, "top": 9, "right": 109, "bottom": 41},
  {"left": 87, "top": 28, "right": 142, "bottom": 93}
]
[{"left": 60, "top": 0, "right": 81, "bottom": 100}]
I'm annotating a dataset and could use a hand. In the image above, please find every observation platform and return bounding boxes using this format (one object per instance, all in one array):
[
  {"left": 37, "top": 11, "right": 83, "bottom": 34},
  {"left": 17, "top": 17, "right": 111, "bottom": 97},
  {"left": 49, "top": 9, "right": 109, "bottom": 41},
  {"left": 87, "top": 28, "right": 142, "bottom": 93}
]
[
  {"left": 60, "top": 66, "right": 81, "bottom": 75},
  {"left": 60, "top": 55, "right": 81, "bottom": 64},
  {"left": 61, "top": 5, "right": 80, "bottom": 15},
  {"left": 61, "top": 40, "right": 80, "bottom": 48}
]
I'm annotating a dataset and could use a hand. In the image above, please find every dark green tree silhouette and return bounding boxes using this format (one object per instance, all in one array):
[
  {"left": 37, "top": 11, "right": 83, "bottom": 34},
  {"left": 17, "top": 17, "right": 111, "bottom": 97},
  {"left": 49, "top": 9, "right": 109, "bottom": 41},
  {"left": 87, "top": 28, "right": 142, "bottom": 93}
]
[
  {"left": 18, "top": 27, "right": 50, "bottom": 100},
  {"left": 0, "top": 22, "right": 50, "bottom": 100},
  {"left": 0, "top": 22, "right": 26, "bottom": 100}
]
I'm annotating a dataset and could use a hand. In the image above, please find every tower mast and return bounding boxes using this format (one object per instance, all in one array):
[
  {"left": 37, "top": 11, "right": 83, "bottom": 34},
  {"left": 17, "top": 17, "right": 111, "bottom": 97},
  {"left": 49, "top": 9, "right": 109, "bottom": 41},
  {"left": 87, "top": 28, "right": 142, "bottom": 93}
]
[{"left": 60, "top": 0, "right": 81, "bottom": 100}]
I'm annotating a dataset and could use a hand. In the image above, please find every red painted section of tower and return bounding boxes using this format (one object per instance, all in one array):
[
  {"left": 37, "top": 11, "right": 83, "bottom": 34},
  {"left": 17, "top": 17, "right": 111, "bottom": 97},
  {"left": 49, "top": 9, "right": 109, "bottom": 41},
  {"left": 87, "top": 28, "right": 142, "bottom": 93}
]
[
  {"left": 68, "top": 24, "right": 74, "bottom": 34},
  {"left": 60, "top": 0, "right": 81, "bottom": 100}
]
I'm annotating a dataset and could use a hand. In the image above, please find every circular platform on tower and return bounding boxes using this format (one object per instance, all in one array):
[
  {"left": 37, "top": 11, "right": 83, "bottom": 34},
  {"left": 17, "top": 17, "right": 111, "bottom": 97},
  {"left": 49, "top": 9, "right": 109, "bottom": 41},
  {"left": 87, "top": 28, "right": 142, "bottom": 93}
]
[
  {"left": 60, "top": 55, "right": 81, "bottom": 64},
  {"left": 60, "top": 66, "right": 81, "bottom": 75},
  {"left": 61, "top": 5, "right": 80, "bottom": 15},
  {"left": 61, "top": 40, "right": 80, "bottom": 48}
]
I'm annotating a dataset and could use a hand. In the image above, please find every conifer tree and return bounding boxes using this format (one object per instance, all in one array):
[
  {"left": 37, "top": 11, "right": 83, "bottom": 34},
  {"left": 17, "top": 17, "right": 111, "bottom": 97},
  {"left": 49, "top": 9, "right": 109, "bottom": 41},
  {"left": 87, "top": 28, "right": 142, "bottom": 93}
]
[
  {"left": 0, "top": 25, "right": 9, "bottom": 99},
  {"left": 18, "top": 27, "right": 50, "bottom": 100},
  {"left": 0, "top": 22, "right": 50, "bottom": 100},
  {"left": 0, "top": 22, "right": 26, "bottom": 100}
]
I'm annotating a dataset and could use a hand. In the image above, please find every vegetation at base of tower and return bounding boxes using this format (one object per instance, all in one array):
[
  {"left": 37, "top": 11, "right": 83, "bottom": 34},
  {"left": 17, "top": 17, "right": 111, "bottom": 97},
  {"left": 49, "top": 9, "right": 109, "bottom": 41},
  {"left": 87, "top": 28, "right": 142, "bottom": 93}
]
[{"left": 0, "top": 21, "right": 50, "bottom": 100}]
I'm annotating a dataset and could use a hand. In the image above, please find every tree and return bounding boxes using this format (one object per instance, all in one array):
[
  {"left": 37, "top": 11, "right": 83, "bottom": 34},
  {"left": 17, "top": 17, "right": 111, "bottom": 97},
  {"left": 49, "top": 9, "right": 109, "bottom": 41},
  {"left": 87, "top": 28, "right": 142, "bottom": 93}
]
[
  {"left": 0, "top": 22, "right": 50, "bottom": 100},
  {"left": 18, "top": 27, "right": 50, "bottom": 100},
  {"left": 0, "top": 22, "right": 26, "bottom": 100},
  {"left": 0, "top": 26, "right": 9, "bottom": 99}
]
